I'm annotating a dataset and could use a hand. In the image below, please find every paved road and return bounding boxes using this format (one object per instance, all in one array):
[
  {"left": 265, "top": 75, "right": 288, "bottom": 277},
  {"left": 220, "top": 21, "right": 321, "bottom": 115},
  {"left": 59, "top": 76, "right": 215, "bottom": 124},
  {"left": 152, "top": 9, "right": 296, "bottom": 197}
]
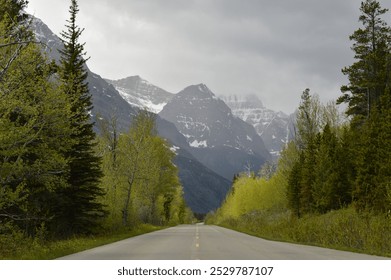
[{"left": 58, "top": 224, "right": 389, "bottom": 260}]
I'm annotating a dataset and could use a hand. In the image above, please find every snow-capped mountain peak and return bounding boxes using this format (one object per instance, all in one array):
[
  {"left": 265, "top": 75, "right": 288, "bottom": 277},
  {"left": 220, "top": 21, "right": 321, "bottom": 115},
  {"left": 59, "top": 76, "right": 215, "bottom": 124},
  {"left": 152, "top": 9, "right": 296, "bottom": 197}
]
[
  {"left": 222, "top": 94, "right": 294, "bottom": 159},
  {"left": 179, "top": 84, "right": 219, "bottom": 101},
  {"left": 160, "top": 85, "right": 270, "bottom": 155},
  {"left": 159, "top": 85, "right": 271, "bottom": 179},
  {"left": 106, "top": 76, "right": 174, "bottom": 113}
]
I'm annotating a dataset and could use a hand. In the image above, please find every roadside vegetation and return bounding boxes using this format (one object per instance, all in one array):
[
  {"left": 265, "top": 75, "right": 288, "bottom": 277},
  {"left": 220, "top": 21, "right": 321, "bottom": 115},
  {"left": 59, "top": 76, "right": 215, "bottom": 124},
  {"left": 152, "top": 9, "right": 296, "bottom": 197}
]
[
  {"left": 207, "top": 0, "right": 391, "bottom": 258},
  {"left": 0, "top": 0, "right": 192, "bottom": 259},
  {"left": 0, "top": 224, "right": 164, "bottom": 260}
]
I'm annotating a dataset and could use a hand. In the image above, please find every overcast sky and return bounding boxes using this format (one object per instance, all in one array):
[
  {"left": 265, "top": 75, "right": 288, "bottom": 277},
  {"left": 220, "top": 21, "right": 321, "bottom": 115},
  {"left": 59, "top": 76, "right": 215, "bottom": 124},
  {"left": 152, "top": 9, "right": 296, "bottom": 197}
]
[{"left": 26, "top": 0, "right": 391, "bottom": 114}]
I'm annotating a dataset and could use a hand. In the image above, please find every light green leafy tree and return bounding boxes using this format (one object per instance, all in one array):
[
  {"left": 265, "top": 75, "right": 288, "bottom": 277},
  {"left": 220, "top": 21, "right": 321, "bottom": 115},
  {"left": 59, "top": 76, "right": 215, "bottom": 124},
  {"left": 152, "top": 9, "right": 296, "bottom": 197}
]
[{"left": 0, "top": 0, "right": 72, "bottom": 237}]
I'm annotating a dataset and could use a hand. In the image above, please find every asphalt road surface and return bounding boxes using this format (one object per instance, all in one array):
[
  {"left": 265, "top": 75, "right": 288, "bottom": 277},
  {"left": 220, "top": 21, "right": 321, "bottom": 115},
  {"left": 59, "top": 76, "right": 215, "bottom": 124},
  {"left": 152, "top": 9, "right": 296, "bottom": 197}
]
[{"left": 58, "top": 224, "right": 389, "bottom": 260}]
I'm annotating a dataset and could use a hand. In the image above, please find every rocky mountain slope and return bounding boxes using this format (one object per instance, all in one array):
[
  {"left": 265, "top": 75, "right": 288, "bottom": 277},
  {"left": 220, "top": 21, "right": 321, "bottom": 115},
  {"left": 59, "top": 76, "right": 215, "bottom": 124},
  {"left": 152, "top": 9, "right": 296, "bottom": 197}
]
[
  {"left": 159, "top": 84, "right": 271, "bottom": 179},
  {"left": 106, "top": 76, "right": 173, "bottom": 113},
  {"left": 222, "top": 95, "right": 295, "bottom": 158}
]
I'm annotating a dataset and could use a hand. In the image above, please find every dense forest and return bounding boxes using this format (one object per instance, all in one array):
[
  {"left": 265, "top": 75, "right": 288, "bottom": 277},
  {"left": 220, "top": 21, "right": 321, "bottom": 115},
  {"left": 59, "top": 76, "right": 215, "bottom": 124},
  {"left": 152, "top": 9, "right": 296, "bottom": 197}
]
[
  {"left": 0, "top": 0, "right": 191, "bottom": 257},
  {"left": 207, "top": 0, "right": 391, "bottom": 257}
]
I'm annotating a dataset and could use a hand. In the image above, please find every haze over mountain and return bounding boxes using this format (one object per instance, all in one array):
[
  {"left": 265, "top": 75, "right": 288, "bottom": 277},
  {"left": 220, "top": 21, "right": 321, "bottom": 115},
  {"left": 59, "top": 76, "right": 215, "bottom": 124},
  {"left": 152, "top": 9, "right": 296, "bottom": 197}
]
[{"left": 222, "top": 95, "right": 295, "bottom": 159}]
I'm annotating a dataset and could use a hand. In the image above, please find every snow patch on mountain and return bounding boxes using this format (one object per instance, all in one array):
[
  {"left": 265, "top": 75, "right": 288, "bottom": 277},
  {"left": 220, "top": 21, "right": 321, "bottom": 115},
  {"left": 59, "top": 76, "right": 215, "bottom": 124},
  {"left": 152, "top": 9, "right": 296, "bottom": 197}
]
[
  {"left": 222, "top": 94, "right": 294, "bottom": 159},
  {"left": 160, "top": 85, "right": 270, "bottom": 157},
  {"left": 190, "top": 139, "right": 208, "bottom": 148},
  {"left": 106, "top": 76, "right": 174, "bottom": 113}
]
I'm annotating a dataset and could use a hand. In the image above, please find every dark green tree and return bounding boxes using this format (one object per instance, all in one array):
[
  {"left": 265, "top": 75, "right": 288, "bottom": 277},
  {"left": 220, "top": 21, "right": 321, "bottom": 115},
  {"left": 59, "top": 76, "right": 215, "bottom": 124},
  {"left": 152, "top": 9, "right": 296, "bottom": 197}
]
[
  {"left": 54, "top": 0, "right": 105, "bottom": 236},
  {"left": 299, "top": 137, "right": 318, "bottom": 214},
  {"left": 338, "top": 0, "right": 391, "bottom": 125},
  {"left": 312, "top": 124, "right": 351, "bottom": 213},
  {"left": 287, "top": 153, "right": 304, "bottom": 218},
  {"left": 293, "top": 89, "right": 321, "bottom": 214},
  {"left": 354, "top": 87, "right": 391, "bottom": 213},
  {"left": 337, "top": 0, "right": 391, "bottom": 214}
]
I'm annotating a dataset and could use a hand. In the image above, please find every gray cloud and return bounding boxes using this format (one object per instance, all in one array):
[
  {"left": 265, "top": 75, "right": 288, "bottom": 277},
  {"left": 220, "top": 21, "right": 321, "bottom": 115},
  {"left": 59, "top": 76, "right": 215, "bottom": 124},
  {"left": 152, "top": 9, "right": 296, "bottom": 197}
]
[{"left": 26, "top": 0, "right": 391, "bottom": 113}]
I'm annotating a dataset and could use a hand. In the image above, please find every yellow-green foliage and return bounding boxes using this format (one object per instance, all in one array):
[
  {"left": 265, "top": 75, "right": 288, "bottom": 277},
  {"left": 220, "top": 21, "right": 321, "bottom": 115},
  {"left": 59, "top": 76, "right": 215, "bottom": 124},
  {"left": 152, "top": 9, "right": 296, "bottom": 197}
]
[
  {"left": 216, "top": 174, "right": 287, "bottom": 222},
  {"left": 97, "top": 111, "right": 190, "bottom": 229}
]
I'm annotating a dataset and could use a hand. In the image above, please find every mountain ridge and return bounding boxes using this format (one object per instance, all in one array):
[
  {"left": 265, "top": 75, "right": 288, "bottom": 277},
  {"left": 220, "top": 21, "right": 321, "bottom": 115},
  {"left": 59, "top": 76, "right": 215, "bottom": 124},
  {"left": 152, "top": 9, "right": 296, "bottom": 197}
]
[
  {"left": 159, "top": 84, "right": 271, "bottom": 179},
  {"left": 222, "top": 94, "right": 295, "bottom": 158},
  {"left": 106, "top": 76, "right": 174, "bottom": 113},
  {"left": 31, "top": 16, "right": 231, "bottom": 214}
]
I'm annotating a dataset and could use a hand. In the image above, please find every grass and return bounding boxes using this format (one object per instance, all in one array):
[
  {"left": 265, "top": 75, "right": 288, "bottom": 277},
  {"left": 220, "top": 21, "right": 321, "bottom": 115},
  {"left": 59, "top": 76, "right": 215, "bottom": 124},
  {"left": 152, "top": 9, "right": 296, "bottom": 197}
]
[
  {"left": 0, "top": 224, "right": 164, "bottom": 260},
  {"left": 209, "top": 207, "right": 391, "bottom": 258}
]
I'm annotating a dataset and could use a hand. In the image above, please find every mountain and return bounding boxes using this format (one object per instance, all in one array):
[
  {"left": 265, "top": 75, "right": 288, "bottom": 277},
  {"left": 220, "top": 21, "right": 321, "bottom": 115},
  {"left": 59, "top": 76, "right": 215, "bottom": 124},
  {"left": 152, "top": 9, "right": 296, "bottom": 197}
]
[
  {"left": 106, "top": 76, "right": 174, "bottom": 113},
  {"left": 159, "top": 84, "right": 271, "bottom": 180},
  {"left": 32, "top": 17, "right": 138, "bottom": 130},
  {"left": 222, "top": 94, "right": 295, "bottom": 159},
  {"left": 31, "top": 16, "right": 231, "bottom": 214},
  {"left": 155, "top": 117, "right": 231, "bottom": 214},
  {"left": 171, "top": 148, "right": 231, "bottom": 214}
]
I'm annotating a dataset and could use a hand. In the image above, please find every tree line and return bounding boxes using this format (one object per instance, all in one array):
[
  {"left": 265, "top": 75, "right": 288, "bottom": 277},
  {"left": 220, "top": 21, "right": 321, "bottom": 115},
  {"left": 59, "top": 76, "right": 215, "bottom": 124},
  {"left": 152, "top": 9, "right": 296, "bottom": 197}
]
[
  {"left": 0, "top": 0, "right": 190, "bottom": 243},
  {"left": 287, "top": 0, "right": 391, "bottom": 216},
  {"left": 211, "top": 0, "right": 391, "bottom": 222}
]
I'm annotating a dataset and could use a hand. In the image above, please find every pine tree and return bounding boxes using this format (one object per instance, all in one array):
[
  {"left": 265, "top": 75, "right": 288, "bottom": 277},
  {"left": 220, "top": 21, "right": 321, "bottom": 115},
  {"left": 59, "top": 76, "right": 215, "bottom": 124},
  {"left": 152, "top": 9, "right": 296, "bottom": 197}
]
[
  {"left": 312, "top": 124, "right": 351, "bottom": 213},
  {"left": 299, "top": 136, "right": 317, "bottom": 214},
  {"left": 55, "top": 0, "right": 105, "bottom": 236},
  {"left": 354, "top": 87, "right": 391, "bottom": 213},
  {"left": 293, "top": 89, "right": 321, "bottom": 214},
  {"left": 295, "top": 89, "right": 321, "bottom": 149},
  {"left": 338, "top": 0, "right": 391, "bottom": 125},
  {"left": 287, "top": 153, "right": 303, "bottom": 218}
]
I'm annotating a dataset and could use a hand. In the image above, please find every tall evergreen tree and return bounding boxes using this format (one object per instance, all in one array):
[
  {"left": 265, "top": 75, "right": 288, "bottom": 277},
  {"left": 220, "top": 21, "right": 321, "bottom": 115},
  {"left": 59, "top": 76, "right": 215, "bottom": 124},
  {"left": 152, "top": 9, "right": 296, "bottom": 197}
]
[
  {"left": 295, "top": 89, "right": 321, "bottom": 149},
  {"left": 338, "top": 0, "right": 391, "bottom": 125},
  {"left": 312, "top": 124, "right": 351, "bottom": 213},
  {"left": 292, "top": 89, "right": 321, "bottom": 214},
  {"left": 337, "top": 0, "right": 391, "bottom": 214},
  {"left": 354, "top": 88, "right": 391, "bottom": 213},
  {"left": 55, "top": 0, "right": 105, "bottom": 236},
  {"left": 287, "top": 153, "right": 304, "bottom": 218}
]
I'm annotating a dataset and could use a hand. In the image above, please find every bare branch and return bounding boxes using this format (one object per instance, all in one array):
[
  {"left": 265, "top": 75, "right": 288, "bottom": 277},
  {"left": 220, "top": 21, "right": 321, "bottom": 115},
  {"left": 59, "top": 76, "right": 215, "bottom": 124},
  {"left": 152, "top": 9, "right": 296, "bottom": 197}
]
[
  {"left": 0, "top": 213, "right": 53, "bottom": 221},
  {"left": 0, "top": 40, "right": 41, "bottom": 48},
  {"left": 0, "top": 43, "right": 24, "bottom": 80}
]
